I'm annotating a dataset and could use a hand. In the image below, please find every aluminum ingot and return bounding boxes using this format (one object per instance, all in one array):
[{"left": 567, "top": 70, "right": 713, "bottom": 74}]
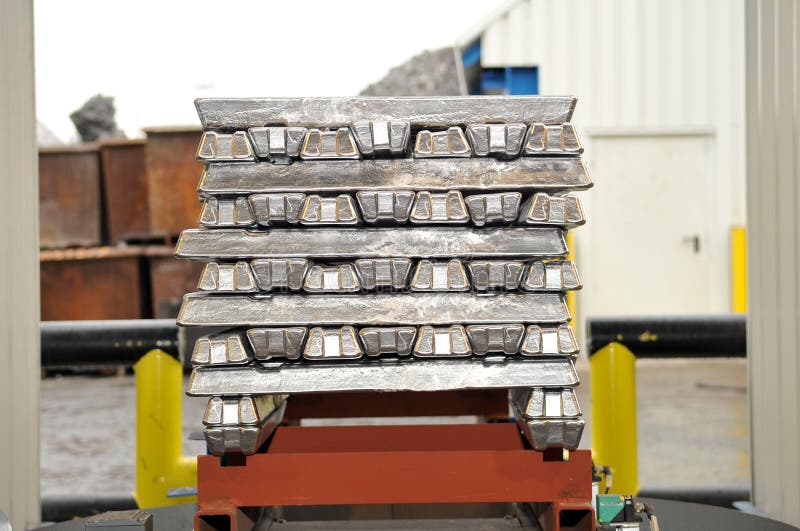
[
  {"left": 522, "top": 260, "right": 582, "bottom": 291},
  {"left": 191, "top": 331, "right": 251, "bottom": 366},
  {"left": 248, "top": 126, "right": 306, "bottom": 164},
  {"left": 199, "top": 197, "right": 255, "bottom": 227},
  {"left": 248, "top": 193, "right": 306, "bottom": 225},
  {"left": 300, "top": 195, "right": 361, "bottom": 225},
  {"left": 354, "top": 258, "right": 412, "bottom": 289},
  {"left": 203, "top": 396, "right": 287, "bottom": 455},
  {"left": 414, "top": 127, "right": 471, "bottom": 158},
  {"left": 197, "top": 262, "right": 256, "bottom": 292},
  {"left": 511, "top": 387, "right": 581, "bottom": 418},
  {"left": 250, "top": 259, "right": 309, "bottom": 291},
  {"left": 510, "top": 387, "right": 584, "bottom": 451},
  {"left": 203, "top": 395, "right": 286, "bottom": 426},
  {"left": 466, "top": 324, "right": 525, "bottom": 355},
  {"left": 247, "top": 327, "right": 307, "bottom": 360},
  {"left": 356, "top": 191, "right": 415, "bottom": 223},
  {"left": 300, "top": 128, "right": 360, "bottom": 159},
  {"left": 467, "top": 260, "right": 525, "bottom": 291},
  {"left": 303, "top": 264, "right": 361, "bottom": 293},
  {"left": 359, "top": 327, "right": 417, "bottom": 356},
  {"left": 464, "top": 192, "right": 522, "bottom": 226},
  {"left": 413, "top": 325, "right": 471, "bottom": 357},
  {"left": 520, "top": 324, "right": 579, "bottom": 356},
  {"left": 519, "top": 193, "right": 585, "bottom": 227},
  {"left": 514, "top": 413, "right": 585, "bottom": 451},
  {"left": 86, "top": 510, "right": 153, "bottom": 530},
  {"left": 410, "top": 191, "right": 469, "bottom": 223},
  {"left": 196, "top": 131, "right": 255, "bottom": 162},
  {"left": 523, "top": 123, "right": 583, "bottom": 156},
  {"left": 352, "top": 120, "right": 410, "bottom": 156},
  {"left": 304, "top": 326, "right": 363, "bottom": 360},
  {"left": 410, "top": 260, "right": 470, "bottom": 291},
  {"left": 466, "top": 123, "right": 527, "bottom": 158}
]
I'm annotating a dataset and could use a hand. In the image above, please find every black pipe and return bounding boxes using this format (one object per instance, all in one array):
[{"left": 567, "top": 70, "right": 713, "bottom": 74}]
[
  {"left": 586, "top": 315, "right": 746, "bottom": 358},
  {"left": 638, "top": 486, "right": 749, "bottom": 508},
  {"left": 41, "top": 319, "right": 179, "bottom": 367},
  {"left": 41, "top": 495, "right": 138, "bottom": 523}
]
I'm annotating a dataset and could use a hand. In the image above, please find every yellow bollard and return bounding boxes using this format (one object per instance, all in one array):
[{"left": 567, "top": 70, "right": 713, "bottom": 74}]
[
  {"left": 590, "top": 342, "right": 639, "bottom": 495},
  {"left": 730, "top": 226, "right": 747, "bottom": 313},
  {"left": 133, "top": 349, "right": 197, "bottom": 508}
]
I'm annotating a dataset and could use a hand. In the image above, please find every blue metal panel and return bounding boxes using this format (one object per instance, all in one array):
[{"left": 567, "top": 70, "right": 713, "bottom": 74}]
[
  {"left": 461, "top": 40, "right": 481, "bottom": 68},
  {"left": 506, "top": 67, "right": 539, "bottom": 95}
]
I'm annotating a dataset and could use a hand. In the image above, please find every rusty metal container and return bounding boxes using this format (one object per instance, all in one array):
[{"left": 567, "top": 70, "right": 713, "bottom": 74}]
[
  {"left": 38, "top": 144, "right": 102, "bottom": 248},
  {"left": 146, "top": 246, "right": 203, "bottom": 318},
  {"left": 40, "top": 247, "right": 144, "bottom": 320},
  {"left": 99, "top": 138, "right": 151, "bottom": 243},
  {"left": 143, "top": 127, "right": 202, "bottom": 237}
]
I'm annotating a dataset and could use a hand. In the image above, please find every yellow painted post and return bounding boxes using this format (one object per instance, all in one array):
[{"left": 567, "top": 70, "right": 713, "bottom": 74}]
[
  {"left": 590, "top": 342, "right": 639, "bottom": 495},
  {"left": 133, "top": 349, "right": 197, "bottom": 508},
  {"left": 730, "top": 226, "right": 747, "bottom": 313}
]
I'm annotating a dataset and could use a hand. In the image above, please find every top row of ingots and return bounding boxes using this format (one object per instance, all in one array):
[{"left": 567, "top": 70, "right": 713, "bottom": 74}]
[{"left": 194, "top": 96, "right": 583, "bottom": 164}]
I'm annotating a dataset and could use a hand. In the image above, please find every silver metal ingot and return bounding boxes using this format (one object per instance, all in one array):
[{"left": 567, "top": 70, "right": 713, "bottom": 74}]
[
  {"left": 354, "top": 258, "right": 412, "bottom": 290},
  {"left": 464, "top": 192, "right": 522, "bottom": 226},
  {"left": 519, "top": 193, "right": 585, "bottom": 227},
  {"left": 203, "top": 396, "right": 287, "bottom": 455},
  {"left": 303, "top": 264, "right": 361, "bottom": 293},
  {"left": 304, "top": 326, "right": 363, "bottom": 360},
  {"left": 248, "top": 193, "right": 306, "bottom": 226},
  {"left": 467, "top": 260, "right": 525, "bottom": 291},
  {"left": 358, "top": 327, "right": 417, "bottom": 356},
  {"left": 188, "top": 358, "right": 580, "bottom": 395},
  {"left": 510, "top": 387, "right": 584, "bottom": 451},
  {"left": 410, "top": 260, "right": 470, "bottom": 291},
  {"left": 466, "top": 324, "right": 526, "bottom": 355},
  {"left": 300, "top": 195, "right": 361, "bottom": 225},
  {"left": 203, "top": 395, "right": 286, "bottom": 426},
  {"left": 199, "top": 197, "right": 255, "bottom": 227},
  {"left": 356, "top": 191, "right": 415, "bottom": 223},
  {"left": 410, "top": 191, "right": 469, "bottom": 223},
  {"left": 176, "top": 228, "right": 568, "bottom": 260},
  {"left": 300, "top": 128, "right": 360, "bottom": 159},
  {"left": 520, "top": 324, "right": 579, "bottom": 356},
  {"left": 352, "top": 120, "right": 410, "bottom": 156},
  {"left": 247, "top": 126, "right": 306, "bottom": 164},
  {"left": 250, "top": 259, "right": 309, "bottom": 291},
  {"left": 522, "top": 260, "right": 582, "bottom": 291},
  {"left": 466, "top": 123, "right": 527, "bottom": 158},
  {"left": 413, "top": 326, "right": 471, "bottom": 358},
  {"left": 196, "top": 131, "right": 255, "bottom": 162},
  {"left": 197, "top": 262, "right": 257, "bottom": 292},
  {"left": 191, "top": 331, "right": 251, "bottom": 366},
  {"left": 246, "top": 327, "right": 307, "bottom": 360},
  {"left": 510, "top": 387, "right": 581, "bottom": 418},
  {"left": 523, "top": 123, "right": 583, "bottom": 156},
  {"left": 414, "top": 127, "right": 471, "bottom": 158},
  {"left": 178, "top": 292, "right": 569, "bottom": 327}
]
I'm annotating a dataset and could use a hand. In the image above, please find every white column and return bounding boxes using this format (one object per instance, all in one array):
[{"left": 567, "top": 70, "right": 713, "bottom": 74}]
[
  {"left": 0, "top": 0, "right": 41, "bottom": 528},
  {"left": 745, "top": 0, "right": 800, "bottom": 526}
]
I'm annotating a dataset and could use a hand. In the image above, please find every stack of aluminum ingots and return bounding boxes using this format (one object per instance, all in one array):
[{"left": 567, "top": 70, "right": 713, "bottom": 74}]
[{"left": 176, "top": 96, "right": 592, "bottom": 455}]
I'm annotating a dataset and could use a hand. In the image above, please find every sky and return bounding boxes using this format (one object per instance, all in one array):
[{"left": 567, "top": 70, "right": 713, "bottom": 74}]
[{"left": 34, "top": 0, "right": 501, "bottom": 142}]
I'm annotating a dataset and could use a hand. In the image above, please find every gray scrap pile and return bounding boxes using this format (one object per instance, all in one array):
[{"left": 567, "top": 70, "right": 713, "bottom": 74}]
[{"left": 176, "top": 96, "right": 593, "bottom": 455}]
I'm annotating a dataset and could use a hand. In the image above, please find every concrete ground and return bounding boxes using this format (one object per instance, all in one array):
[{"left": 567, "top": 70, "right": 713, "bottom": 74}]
[{"left": 40, "top": 358, "right": 749, "bottom": 497}]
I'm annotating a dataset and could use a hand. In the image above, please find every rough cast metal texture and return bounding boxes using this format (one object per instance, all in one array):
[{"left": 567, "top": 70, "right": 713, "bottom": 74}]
[{"left": 179, "top": 96, "right": 590, "bottom": 454}]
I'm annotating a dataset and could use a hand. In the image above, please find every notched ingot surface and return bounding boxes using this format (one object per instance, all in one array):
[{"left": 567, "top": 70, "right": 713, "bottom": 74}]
[
  {"left": 523, "top": 123, "right": 583, "bottom": 156},
  {"left": 519, "top": 193, "right": 585, "bottom": 227},
  {"left": 300, "top": 195, "right": 361, "bottom": 225},
  {"left": 250, "top": 259, "right": 309, "bottom": 291},
  {"left": 356, "top": 191, "right": 415, "bottom": 223},
  {"left": 247, "top": 327, "right": 307, "bottom": 360},
  {"left": 248, "top": 126, "right": 306, "bottom": 164},
  {"left": 303, "top": 264, "right": 361, "bottom": 293},
  {"left": 410, "top": 191, "right": 469, "bottom": 223},
  {"left": 520, "top": 324, "right": 579, "bottom": 356},
  {"left": 464, "top": 192, "right": 522, "bottom": 226},
  {"left": 204, "top": 397, "right": 287, "bottom": 455},
  {"left": 352, "top": 120, "right": 410, "bottom": 156},
  {"left": 410, "top": 260, "right": 470, "bottom": 291},
  {"left": 199, "top": 197, "right": 255, "bottom": 227},
  {"left": 466, "top": 123, "right": 527, "bottom": 158},
  {"left": 522, "top": 260, "right": 582, "bottom": 291},
  {"left": 248, "top": 193, "right": 306, "bottom": 225},
  {"left": 191, "top": 331, "right": 251, "bottom": 366},
  {"left": 466, "top": 324, "right": 525, "bottom": 355},
  {"left": 203, "top": 395, "right": 286, "bottom": 426},
  {"left": 359, "top": 327, "right": 416, "bottom": 356},
  {"left": 354, "top": 258, "right": 412, "bottom": 289},
  {"left": 467, "top": 260, "right": 525, "bottom": 291},
  {"left": 514, "top": 413, "right": 585, "bottom": 451},
  {"left": 304, "top": 326, "right": 363, "bottom": 360},
  {"left": 301, "top": 128, "right": 360, "bottom": 159},
  {"left": 196, "top": 131, "right": 255, "bottom": 162},
  {"left": 413, "top": 325, "right": 471, "bottom": 357},
  {"left": 197, "top": 262, "right": 257, "bottom": 292},
  {"left": 510, "top": 387, "right": 581, "bottom": 418},
  {"left": 414, "top": 127, "right": 471, "bottom": 158}
]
